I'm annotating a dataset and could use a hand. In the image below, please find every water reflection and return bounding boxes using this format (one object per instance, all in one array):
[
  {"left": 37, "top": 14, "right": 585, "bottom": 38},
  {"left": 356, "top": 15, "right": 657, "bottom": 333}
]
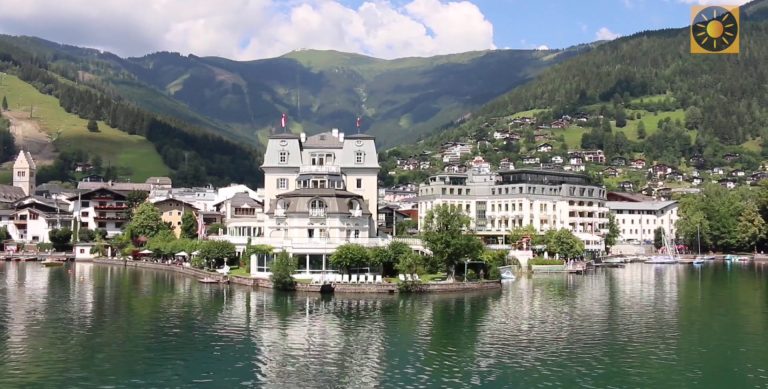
[{"left": 0, "top": 262, "right": 766, "bottom": 388}]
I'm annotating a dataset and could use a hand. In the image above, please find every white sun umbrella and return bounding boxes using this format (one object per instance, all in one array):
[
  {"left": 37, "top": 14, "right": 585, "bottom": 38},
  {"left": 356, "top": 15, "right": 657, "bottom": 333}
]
[
  {"left": 175, "top": 251, "right": 189, "bottom": 257},
  {"left": 139, "top": 249, "right": 153, "bottom": 255}
]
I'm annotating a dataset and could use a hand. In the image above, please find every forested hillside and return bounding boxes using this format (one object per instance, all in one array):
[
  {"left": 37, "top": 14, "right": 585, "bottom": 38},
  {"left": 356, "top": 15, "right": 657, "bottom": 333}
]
[
  {"left": 0, "top": 35, "right": 590, "bottom": 147},
  {"left": 0, "top": 39, "right": 263, "bottom": 187},
  {"left": 480, "top": 1, "right": 768, "bottom": 148}
]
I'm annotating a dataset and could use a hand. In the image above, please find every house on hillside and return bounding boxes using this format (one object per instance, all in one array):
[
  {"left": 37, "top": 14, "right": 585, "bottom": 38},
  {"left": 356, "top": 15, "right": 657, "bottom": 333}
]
[
  {"left": 522, "top": 156, "right": 540, "bottom": 165},
  {"left": 551, "top": 155, "right": 564, "bottom": 165},
  {"left": 630, "top": 159, "right": 646, "bottom": 170},
  {"left": 611, "top": 156, "right": 627, "bottom": 166},
  {"left": 730, "top": 169, "right": 745, "bottom": 177},
  {"left": 719, "top": 178, "right": 737, "bottom": 189},
  {"left": 602, "top": 167, "right": 620, "bottom": 177},
  {"left": 723, "top": 153, "right": 741, "bottom": 162},
  {"left": 537, "top": 143, "right": 553, "bottom": 153},
  {"left": 619, "top": 181, "right": 634, "bottom": 192}
]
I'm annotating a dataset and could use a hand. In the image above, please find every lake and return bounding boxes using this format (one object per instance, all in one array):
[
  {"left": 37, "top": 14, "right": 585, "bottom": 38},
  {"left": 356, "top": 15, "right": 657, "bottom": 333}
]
[{"left": 1, "top": 261, "right": 766, "bottom": 388}]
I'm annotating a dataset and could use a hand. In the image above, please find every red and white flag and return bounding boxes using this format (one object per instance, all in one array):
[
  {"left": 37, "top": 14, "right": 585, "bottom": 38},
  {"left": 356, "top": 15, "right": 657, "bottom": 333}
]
[
  {"left": 356, "top": 116, "right": 361, "bottom": 128},
  {"left": 196, "top": 213, "right": 206, "bottom": 239},
  {"left": 281, "top": 113, "right": 287, "bottom": 129}
]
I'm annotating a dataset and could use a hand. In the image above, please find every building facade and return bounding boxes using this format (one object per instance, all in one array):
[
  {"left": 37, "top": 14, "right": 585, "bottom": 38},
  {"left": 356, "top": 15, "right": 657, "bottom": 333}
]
[
  {"left": 152, "top": 198, "right": 199, "bottom": 238},
  {"left": 606, "top": 200, "right": 679, "bottom": 243},
  {"left": 13, "top": 151, "right": 36, "bottom": 197},
  {"left": 71, "top": 188, "right": 130, "bottom": 237},
  {"left": 417, "top": 169, "right": 608, "bottom": 251}
]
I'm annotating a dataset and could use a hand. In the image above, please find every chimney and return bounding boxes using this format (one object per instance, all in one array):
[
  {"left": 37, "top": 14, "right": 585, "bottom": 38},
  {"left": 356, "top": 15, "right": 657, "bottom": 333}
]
[
  {"left": 339, "top": 132, "right": 345, "bottom": 142},
  {"left": 331, "top": 128, "right": 339, "bottom": 138},
  {"left": 300, "top": 133, "right": 306, "bottom": 143}
]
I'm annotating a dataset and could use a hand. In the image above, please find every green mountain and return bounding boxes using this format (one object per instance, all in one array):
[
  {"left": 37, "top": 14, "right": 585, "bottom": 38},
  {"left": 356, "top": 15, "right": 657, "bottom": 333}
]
[
  {"left": 0, "top": 37, "right": 263, "bottom": 187},
  {"left": 0, "top": 35, "right": 589, "bottom": 147},
  {"left": 475, "top": 0, "right": 768, "bottom": 149}
]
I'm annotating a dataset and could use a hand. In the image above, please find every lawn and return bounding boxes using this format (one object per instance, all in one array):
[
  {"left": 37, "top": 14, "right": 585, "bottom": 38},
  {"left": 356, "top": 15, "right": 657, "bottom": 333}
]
[
  {"left": 741, "top": 137, "right": 762, "bottom": 153},
  {"left": 229, "top": 267, "right": 249, "bottom": 277},
  {"left": 0, "top": 74, "right": 169, "bottom": 181}
]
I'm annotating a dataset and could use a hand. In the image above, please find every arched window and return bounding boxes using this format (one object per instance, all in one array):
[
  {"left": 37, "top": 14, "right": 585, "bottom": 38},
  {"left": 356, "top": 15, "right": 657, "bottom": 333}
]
[{"left": 309, "top": 199, "right": 326, "bottom": 217}]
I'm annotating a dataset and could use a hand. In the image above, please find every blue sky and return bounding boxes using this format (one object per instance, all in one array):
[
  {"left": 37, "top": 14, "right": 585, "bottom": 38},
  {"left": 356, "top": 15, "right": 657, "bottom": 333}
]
[
  {"left": 340, "top": 0, "right": 728, "bottom": 50},
  {"left": 0, "top": 0, "right": 751, "bottom": 59}
]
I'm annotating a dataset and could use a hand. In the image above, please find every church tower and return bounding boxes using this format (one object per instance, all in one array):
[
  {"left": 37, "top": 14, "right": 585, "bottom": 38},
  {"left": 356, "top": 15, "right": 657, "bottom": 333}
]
[{"left": 13, "top": 150, "right": 36, "bottom": 196}]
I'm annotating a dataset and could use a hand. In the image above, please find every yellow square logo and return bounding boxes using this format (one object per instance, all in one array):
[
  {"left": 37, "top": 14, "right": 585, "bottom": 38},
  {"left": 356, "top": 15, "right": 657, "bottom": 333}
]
[{"left": 691, "top": 5, "right": 740, "bottom": 54}]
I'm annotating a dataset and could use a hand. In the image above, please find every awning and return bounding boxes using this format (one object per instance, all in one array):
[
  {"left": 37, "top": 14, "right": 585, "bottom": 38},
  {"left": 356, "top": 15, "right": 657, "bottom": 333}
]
[
  {"left": 175, "top": 251, "right": 189, "bottom": 257},
  {"left": 139, "top": 249, "right": 153, "bottom": 254}
]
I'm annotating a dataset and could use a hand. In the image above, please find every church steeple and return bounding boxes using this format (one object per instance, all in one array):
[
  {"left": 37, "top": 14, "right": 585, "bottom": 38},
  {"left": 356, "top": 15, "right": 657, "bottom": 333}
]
[{"left": 13, "top": 150, "right": 36, "bottom": 196}]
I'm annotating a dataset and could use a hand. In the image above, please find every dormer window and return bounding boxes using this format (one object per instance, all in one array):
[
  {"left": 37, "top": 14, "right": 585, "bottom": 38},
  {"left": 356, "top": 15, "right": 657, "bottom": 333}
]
[
  {"left": 279, "top": 151, "right": 288, "bottom": 164},
  {"left": 355, "top": 151, "right": 365, "bottom": 164},
  {"left": 309, "top": 199, "right": 326, "bottom": 217}
]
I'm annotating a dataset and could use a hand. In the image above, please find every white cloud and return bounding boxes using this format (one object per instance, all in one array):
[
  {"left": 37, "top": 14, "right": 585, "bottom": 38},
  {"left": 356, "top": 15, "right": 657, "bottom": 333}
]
[
  {"left": 536, "top": 45, "right": 550, "bottom": 50},
  {"left": 0, "top": 0, "right": 496, "bottom": 60},
  {"left": 595, "top": 27, "right": 621, "bottom": 41}
]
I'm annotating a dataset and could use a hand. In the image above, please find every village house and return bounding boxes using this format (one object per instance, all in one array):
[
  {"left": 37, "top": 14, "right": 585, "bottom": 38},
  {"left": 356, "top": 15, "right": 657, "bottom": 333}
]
[
  {"left": 691, "top": 177, "right": 703, "bottom": 186},
  {"left": 469, "top": 156, "right": 491, "bottom": 174},
  {"left": 719, "top": 179, "right": 737, "bottom": 189},
  {"left": 619, "top": 181, "right": 634, "bottom": 192},
  {"left": 521, "top": 156, "right": 540, "bottom": 165},
  {"left": 630, "top": 159, "right": 646, "bottom": 170},
  {"left": 668, "top": 171, "right": 684, "bottom": 182},
  {"left": 602, "top": 167, "right": 620, "bottom": 177},
  {"left": 568, "top": 154, "right": 584, "bottom": 165},
  {"left": 499, "top": 158, "right": 514, "bottom": 171},
  {"left": 712, "top": 167, "right": 725, "bottom": 175},
  {"left": 492, "top": 130, "right": 509, "bottom": 140},
  {"left": 730, "top": 169, "right": 746, "bottom": 178},
  {"left": 550, "top": 155, "right": 564, "bottom": 165},
  {"left": 723, "top": 153, "right": 741, "bottom": 163},
  {"left": 151, "top": 198, "right": 201, "bottom": 238},
  {"left": 214, "top": 192, "right": 265, "bottom": 240},
  {"left": 610, "top": 156, "right": 627, "bottom": 166},
  {"left": 6, "top": 197, "right": 73, "bottom": 243},
  {"left": 537, "top": 143, "right": 554, "bottom": 153},
  {"left": 70, "top": 188, "right": 130, "bottom": 238},
  {"left": 650, "top": 164, "right": 672, "bottom": 179},
  {"left": 689, "top": 155, "right": 705, "bottom": 167},
  {"left": 444, "top": 164, "right": 467, "bottom": 174},
  {"left": 579, "top": 150, "right": 606, "bottom": 164}
]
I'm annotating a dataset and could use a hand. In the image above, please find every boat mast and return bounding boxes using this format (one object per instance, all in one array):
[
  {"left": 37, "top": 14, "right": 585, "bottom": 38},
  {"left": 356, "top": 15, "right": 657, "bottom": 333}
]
[{"left": 697, "top": 225, "right": 701, "bottom": 256}]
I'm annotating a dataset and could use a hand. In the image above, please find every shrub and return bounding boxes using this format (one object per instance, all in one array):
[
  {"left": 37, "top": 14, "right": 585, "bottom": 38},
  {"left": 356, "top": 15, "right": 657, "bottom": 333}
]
[
  {"left": 270, "top": 251, "right": 296, "bottom": 291},
  {"left": 466, "top": 269, "right": 478, "bottom": 281},
  {"left": 487, "top": 265, "right": 501, "bottom": 280},
  {"left": 529, "top": 258, "right": 565, "bottom": 266}
]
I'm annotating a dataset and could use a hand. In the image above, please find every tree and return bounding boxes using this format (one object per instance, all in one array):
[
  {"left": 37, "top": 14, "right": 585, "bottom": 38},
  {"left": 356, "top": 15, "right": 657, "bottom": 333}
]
[
  {"left": 395, "top": 219, "right": 417, "bottom": 236},
  {"left": 684, "top": 106, "right": 703, "bottom": 130},
  {"left": 601, "top": 118, "right": 612, "bottom": 133},
  {"left": 126, "top": 190, "right": 148, "bottom": 209},
  {"left": 370, "top": 240, "right": 412, "bottom": 276},
  {"left": 0, "top": 226, "right": 9, "bottom": 241},
  {"left": 1, "top": 96, "right": 7, "bottom": 111},
  {"left": 91, "top": 155, "right": 103, "bottom": 175},
  {"left": 736, "top": 201, "right": 765, "bottom": 252},
  {"left": 87, "top": 119, "right": 100, "bottom": 133},
  {"left": 180, "top": 211, "right": 197, "bottom": 239},
  {"left": 509, "top": 224, "right": 538, "bottom": 248},
  {"left": 395, "top": 252, "right": 424, "bottom": 276},
  {"left": 422, "top": 204, "right": 483, "bottom": 280},
  {"left": 125, "top": 202, "right": 169, "bottom": 239},
  {"left": 48, "top": 228, "right": 73, "bottom": 251},
  {"left": 653, "top": 227, "right": 665, "bottom": 250},
  {"left": 546, "top": 229, "right": 585, "bottom": 259},
  {"left": 207, "top": 222, "right": 226, "bottom": 236},
  {"left": 78, "top": 228, "right": 96, "bottom": 243},
  {"left": 330, "top": 243, "right": 370, "bottom": 273},
  {"left": 636, "top": 121, "right": 647, "bottom": 139},
  {"left": 615, "top": 107, "right": 627, "bottom": 128},
  {"left": 605, "top": 213, "right": 620, "bottom": 253},
  {"left": 270, "top": 251, "right": 296, "bottom": 291},
  {"left": 198, "top": 240, "right": 237, "bottom": 268}
]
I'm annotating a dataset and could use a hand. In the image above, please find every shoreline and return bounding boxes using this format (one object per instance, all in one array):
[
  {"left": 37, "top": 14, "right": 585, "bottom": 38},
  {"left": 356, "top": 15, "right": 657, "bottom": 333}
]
[{"left": 86, "top": 258, "right": 502, "bottom": 293}]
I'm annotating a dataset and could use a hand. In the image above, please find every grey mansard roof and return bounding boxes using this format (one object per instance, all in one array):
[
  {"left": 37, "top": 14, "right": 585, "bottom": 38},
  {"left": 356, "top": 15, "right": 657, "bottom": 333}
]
[{"left": 268, "top": 188, "right": 370, "bottom": 215}]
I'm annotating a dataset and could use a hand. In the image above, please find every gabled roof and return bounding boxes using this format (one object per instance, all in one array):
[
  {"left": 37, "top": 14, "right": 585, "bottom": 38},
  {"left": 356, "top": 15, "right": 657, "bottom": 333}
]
[
  {"left": 0, "top": 185, "right": 26, "bottom": 203},
  {"left": 14, "top": 150, "right": 36, "bottom": 170},
  {"left": 151, "top": 197, "right": 199, "bottom": 210},
  {"left": 303, "top": 132, "right": 344, "bottom": 148},
  {"left": 68, "top": 187, "right": 128, "bottom": 201},
  {"left": 213, "top": 191, "right": 262, "bottom": 208}
]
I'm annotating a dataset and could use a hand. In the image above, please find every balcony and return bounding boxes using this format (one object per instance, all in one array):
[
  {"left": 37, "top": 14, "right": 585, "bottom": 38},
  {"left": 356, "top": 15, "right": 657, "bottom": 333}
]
[
  {"left": 94, "top": 214, "right": 129, "bottom": 221},
  {"left": 309, "top": 209, "right": 327, "bottom": 218},
  {"left": 95, "top": 204, "right": 129, "bottom": 211},
  {"left": 299, "top": 165, "right": 341, "bottom": 174}
]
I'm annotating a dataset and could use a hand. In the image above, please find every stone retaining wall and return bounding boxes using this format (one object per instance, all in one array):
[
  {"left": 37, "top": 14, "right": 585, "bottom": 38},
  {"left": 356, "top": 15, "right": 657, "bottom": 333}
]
[{"left": 89, "top": 259, "right": 502, "bottom": 293}]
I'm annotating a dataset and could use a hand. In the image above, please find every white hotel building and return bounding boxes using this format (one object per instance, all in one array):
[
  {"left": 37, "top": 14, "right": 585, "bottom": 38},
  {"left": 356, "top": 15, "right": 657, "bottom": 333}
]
[
  {"left": 417, "top": 169, "right": 608, "bottom": 252},
  {"left": 215, "top": 129, "right": 384, "bottom": 277},
  {"left": 606, "top": 200, "right": 679, "bottom": 243}
]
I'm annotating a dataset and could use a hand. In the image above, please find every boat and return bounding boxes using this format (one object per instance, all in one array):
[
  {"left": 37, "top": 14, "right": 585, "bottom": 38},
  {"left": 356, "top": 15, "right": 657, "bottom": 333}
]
[
  {"left": 198, "top": 277, "right": 220, "bottom": 284},
  {"left": 645, "top": 229, "right": 678, "bottom": 264},
  {"left": 498, "top": 266, "right": 516, "bottom": 280},
  {"left": 692, "top": 258, "right": 705, "bottom": 265},
  {"left": 41, "top": 259, "right": 65, "bottom": 267}
]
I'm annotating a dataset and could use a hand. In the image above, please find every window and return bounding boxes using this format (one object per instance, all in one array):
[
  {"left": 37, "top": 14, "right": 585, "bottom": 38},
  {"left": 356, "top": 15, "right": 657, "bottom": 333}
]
[
  {"left": 356, "top": 178, "right": 362, "bottom": 189},
  {"left": 98, "top": 222, "right": 107, "bottom": 228},
  {"left": 355, "top": 151, "right": 365, "bottom": 164},
  {"left": 277, "top": 178, "right": 288, "bottom": 190},
  {"left": 279, "top": 151, "right": 289, "bottom": 164},
  {"left": 309, "top": 199, "right": 326, "bottom": 217},
  {"left": 82, "top": 201, "right": 90, "bottom": 208},
  {"left": 81, "top": 222, "right": 88, "bottom": 228},
  {"left": 81, "top": 212, "right": 89, "bottom": 217},
  {"left": 17, "top": 171, "right": 25, "bottom": 177}
]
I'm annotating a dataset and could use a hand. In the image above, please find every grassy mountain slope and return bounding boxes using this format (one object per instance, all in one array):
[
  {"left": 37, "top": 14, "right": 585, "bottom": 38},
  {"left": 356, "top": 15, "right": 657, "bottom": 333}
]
[
  {"left": 475, "top": 0, "right": 768, "bottom": 148},
  {"left": 0, "top": 35, "right": 589, "bottom": 148},
  {"left": 0, "top": 74, "right": 169, "bottom": 181}
]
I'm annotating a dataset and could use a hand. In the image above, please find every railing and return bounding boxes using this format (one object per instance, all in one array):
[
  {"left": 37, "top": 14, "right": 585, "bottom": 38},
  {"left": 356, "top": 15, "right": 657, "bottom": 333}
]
[
  {"left": 309, "top": 209, "right": 326, "bottom": 218},
  {"left": 95, "top": 204, "right": 129, "bottom": 211},
  {"left": 94, "top": 215, "right": 129, "bottom": 221},
  {"left": 299, "top": 165, "right": 341, "bottom": 174}
]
